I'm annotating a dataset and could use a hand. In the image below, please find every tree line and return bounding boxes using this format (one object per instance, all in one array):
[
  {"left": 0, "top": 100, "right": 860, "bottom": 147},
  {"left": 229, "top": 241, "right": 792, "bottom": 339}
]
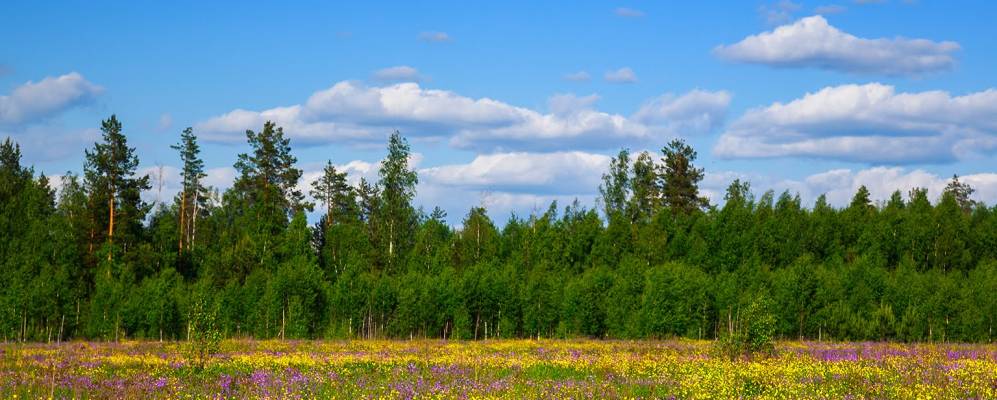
[{"left": 2, "top": 116, "right": 996, "bottom": 343}]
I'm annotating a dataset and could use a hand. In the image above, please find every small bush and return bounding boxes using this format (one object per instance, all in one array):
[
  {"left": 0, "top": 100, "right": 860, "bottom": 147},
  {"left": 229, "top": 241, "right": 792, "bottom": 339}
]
[
  {"left": 715, "top": 295, "right": 776, "bottom": 360},
  {"left": 183, "top": 295, "right": 221, "bottom": 370}
]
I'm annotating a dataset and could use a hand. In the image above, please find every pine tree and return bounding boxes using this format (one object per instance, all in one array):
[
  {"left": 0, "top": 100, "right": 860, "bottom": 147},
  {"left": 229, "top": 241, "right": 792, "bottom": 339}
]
[
  {"left": 659, "top": 139, "right": 707, "bottom": 214},
  {"left": 83, "top": 115, "right": 151, "bottom": 263},
  {"left": 232, "top": 121, "right": 309, "bottom": 258},
  {"left": 170, "top": 127, "right": 208, "bottom": 254},
  {"left": 310, "top": 161, "right": 355, "bottom": 228},
  {"left": 943, "top": 174, "right": 975, "bottom": 214}
]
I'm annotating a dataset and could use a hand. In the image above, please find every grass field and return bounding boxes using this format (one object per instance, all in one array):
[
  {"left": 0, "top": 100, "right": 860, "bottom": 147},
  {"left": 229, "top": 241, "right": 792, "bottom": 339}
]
[{"left": 1, "top": 339, "right": 996, "bottom": 399}]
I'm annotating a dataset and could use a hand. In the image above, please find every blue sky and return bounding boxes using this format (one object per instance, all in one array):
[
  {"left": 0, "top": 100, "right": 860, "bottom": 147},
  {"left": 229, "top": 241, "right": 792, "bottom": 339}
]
[{"left": 3, "top": 1, "right": 997, "bottom": 224}]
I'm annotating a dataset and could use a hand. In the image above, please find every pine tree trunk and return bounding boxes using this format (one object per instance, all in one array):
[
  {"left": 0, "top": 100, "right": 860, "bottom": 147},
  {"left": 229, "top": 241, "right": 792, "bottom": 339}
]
[
  {"left": 178, "top": 190, "right": 186, "bottom": 254},
  {"left": 191, "top": 195, "right": 198, "bottom": 251},
  {"left": 327, "top": 199, "right": 333, "bottom": 229},
  {"left": 107, "top": 191, "right": 114, "bottom": 261}
]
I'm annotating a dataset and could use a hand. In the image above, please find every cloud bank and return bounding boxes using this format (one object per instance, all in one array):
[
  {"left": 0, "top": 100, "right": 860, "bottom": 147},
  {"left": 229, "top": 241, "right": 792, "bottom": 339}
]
[
  {"left": 715, "top": 83, "right": 997, "bottom": 164},
  {"left": 715, "top": 15, "right": 959, "bottom": 75},
  {"left": 196, "top": 81, "right": 730, "bottom": 152}
]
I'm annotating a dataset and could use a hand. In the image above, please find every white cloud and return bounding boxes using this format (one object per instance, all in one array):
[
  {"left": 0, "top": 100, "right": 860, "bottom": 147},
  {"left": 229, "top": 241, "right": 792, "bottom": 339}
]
[
  {"left": 196, "top": 81, "right": 730, "bottom": 152},
  {"left": 0, "top": 72, "right": 103, "bottom": 125},
  {"left": 416, "top": 151, "right": 611, "bottom": 223},
  {"left": 421, "top": 151, "right": 610, "bottom": 195},
  {"left": 563, "top": 71, "right": 591, "bottom": 82},
  {"left": 203, "top": 166, "right": 238, "bottom": 190},
  {"left": 0, "top": 73, "right": 103, "bottom": 163},
  {"left": 196, "top": 105, "right": 379, "bottom": 146},
  {"left": 614, "top": 7, "right": 645, "bottom": 17},
  {"left": 418, "top": 31, "right": 451, "bottom": 42},
  {"left": 371, "top": 66, "right": 421, "bottom": 82},
  {"left": 634, "top": 89, "right": 731, "bottom": 133},
  {"left": 302, "top": 82, "right": 524, "bottom": 129},
  {"left": 604, "top": 67, "right": 638, "bottom": 83},
  {"left": 714, "top": 83, "right": 997, "bottom": 163},
  {"left": 714, "top": 15, "right": 959, "bottom": 75}
]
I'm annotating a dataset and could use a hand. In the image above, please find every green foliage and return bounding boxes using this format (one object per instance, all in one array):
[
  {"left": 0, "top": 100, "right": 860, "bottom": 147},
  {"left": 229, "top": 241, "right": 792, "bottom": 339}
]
[
  {"left": 715, "top": 294, "right": 776, "bottom": 360},
  {"left": 83, "top": 115, "right": 152, "bottom": 265},
  {"left": 4, "top": 121, "right": 997, "bottom": 345},
  {"left": 184, "top": 291, "right": 221, "bottom": 369},
  {"left": 659, "top": 139, "right": 708, "bottom": 214},
  {"left": 599, "top": 148, "right": 631, "bottom": 218}
]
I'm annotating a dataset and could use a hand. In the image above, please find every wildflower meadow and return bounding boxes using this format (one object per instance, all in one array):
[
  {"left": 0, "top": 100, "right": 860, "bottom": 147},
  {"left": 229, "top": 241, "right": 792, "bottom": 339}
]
[{"left": 2, "top": 339, "right": 995, "bottom": 399}]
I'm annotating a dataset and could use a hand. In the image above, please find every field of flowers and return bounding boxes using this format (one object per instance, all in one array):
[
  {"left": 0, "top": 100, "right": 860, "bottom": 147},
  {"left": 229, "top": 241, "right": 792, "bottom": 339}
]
[{"left": 1, "top": 339, "right": 995, "bottom": 399}]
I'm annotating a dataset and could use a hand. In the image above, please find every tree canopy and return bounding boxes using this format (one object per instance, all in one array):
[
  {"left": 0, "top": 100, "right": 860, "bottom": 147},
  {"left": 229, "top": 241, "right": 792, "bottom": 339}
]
[{"left": 3, "top": 119, "right": 997, "bottom": 343}]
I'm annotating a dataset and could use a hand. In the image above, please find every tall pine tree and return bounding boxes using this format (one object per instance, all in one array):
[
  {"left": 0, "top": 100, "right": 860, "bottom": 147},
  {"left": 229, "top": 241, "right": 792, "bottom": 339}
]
[
  {"left": 171, "top": 127, "right": 208, "bottom": 254},
  {"left": 232, "top": 121, "right": 309, "bottom": 262},
  {"left": 83, "top": 115, "right": 151, "bottom": 263},
  {"left": 659, "top": 139, "right": 707, "bottom": 214}
]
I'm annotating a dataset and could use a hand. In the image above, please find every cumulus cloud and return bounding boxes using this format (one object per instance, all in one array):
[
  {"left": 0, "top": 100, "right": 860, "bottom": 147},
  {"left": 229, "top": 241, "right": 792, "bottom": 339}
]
[
  {"left": 714, "top": 15, "right": 959, "bottom": 75},
  {"left": 634, "top": 89, "right": 731, "bottom": 133},
  {"left": 196, "top": 81, "right": 730, "bottom": 152},
  {"left": 0, "top": 72, "right": 105, "bottom": 163},
  {"left": 0, "top": 72, "right": 103, "bottom": 126},
  {"left": 418, "top": 31, "right": 451, "bottom": 42},
  {"left": 614, "top": 7, "right": 645, "bottom": 17},
  {"left": 421, "top": 151, "right": 610, "bottom": 195},
  {"left": 563, "top": 71, "right": 591, "bottom": 82},
  {"left": 604, "top": 67, "right": 638, "bottom": 83},
  {"left": 371, "top": 66, "right": 421, "bottom": 82},
  {"left": 196, "top": 105, "right": 379, "bottom": 146},
  {"left": 302, "top": 82, "right": 524, "bottom": 129},
  {"left": 714, "top": 83, "right": 997, "bottom": 164}
]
